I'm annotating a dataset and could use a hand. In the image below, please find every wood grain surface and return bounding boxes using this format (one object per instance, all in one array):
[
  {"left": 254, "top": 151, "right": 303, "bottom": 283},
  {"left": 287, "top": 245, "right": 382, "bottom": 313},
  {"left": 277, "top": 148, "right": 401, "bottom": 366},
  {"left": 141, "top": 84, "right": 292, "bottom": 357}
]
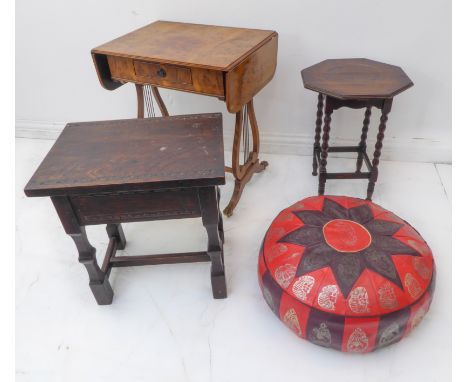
[
  {"left": 25, "top": 114, "right": 225, "bottom": 196},
  {"left": 92, "top": 20, "right": 275, "bottom": 71},
  {"left": 301, "top": 58, "right": 413, "bottom": 99},
  {"left": 225, "top": 34, "right": 278, "bottom": 112}
]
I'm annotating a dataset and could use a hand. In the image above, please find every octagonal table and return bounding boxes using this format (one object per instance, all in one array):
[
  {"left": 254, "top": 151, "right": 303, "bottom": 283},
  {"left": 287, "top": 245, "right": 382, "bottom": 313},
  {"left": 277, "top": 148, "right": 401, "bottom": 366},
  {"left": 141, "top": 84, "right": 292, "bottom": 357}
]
[{"left": 301, "top": 58, "right": 413, "bottom": 200}]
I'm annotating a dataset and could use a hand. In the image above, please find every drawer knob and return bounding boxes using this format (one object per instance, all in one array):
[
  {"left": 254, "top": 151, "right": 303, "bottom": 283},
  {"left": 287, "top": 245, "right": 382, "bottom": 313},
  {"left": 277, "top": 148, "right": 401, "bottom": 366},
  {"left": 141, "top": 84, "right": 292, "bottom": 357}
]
[{"left": 157, "top": 68, "right": 167, "bottom": 78}]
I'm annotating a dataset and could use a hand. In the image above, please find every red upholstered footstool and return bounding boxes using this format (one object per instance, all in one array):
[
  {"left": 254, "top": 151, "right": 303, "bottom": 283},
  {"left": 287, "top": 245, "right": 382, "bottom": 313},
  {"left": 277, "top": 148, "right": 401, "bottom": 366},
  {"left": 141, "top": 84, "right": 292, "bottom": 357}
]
[{"left": 258, "top": 196, "right": 435, "bottom": 352}]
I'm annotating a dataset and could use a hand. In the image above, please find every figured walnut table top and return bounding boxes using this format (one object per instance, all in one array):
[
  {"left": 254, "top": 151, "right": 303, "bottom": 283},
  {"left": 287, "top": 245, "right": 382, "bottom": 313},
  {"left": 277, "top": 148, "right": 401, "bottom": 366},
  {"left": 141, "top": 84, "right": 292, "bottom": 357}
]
[
  {"left": 301, "top": 58, "right": 413, "bottom": 99},
  {"left": 92, "top": 20, "right": 276, "bottom": 71},
  {"left": 25, "top": 114, "right": 225, "bottom": 197}
]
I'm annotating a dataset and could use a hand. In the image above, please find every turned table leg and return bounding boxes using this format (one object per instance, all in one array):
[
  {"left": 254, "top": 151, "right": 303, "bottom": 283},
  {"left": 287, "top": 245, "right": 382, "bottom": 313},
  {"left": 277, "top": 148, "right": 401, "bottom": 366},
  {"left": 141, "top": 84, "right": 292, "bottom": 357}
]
[
  {"left": 318, "top": 99, "right": 333, "bottom": 195},
  {"left": 356, "top": 106, "right": 372, "bottom": 173},
  {"left": 51, "top": 196, "right": 113, "bottom": 305},
  {"left": 223, "top": 99, "right": 267, "bottom": 216},
  {"left": 367, "top": 98, "right": 393, "bottom": 200},
  {"left": 312, "top": 93, "right": 324, "bottom": 176},
  {"left": 199, "top": 187, "right": 226, "bottom": 299}
]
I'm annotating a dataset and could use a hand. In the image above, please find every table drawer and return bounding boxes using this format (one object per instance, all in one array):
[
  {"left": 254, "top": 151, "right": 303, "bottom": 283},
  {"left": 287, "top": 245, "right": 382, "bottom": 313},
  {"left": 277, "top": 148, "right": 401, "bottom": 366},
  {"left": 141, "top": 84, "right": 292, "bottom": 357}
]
[
  {"left": 134, "top": 60, "right": 192, "bottom": 85},
  {"left": 70, "top": 189, "right": 201, "bottom": 225},
  {"left": 107, "top": 55, "right": 224, "bottom": 97}
]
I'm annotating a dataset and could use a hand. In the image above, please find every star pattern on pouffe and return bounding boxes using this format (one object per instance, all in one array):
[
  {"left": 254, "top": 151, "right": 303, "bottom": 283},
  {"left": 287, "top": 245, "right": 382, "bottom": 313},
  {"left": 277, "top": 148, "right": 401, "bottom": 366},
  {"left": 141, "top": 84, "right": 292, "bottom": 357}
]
[{"left": 279, "top": 198, "right": 421, "bottom": 297}]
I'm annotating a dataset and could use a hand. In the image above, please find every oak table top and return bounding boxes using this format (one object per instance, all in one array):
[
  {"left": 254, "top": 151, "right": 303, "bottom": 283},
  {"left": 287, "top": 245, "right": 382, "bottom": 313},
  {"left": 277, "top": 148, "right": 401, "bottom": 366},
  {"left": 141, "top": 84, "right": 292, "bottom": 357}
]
[
  {"left": 301, "top": 58, "right": 413, "bottom": 100},
  {"left": 92, "top": 20, "right": 275, "bottom": 71},
  {"left": 24, "top": 113, "right": 225, "bottom": 197}
]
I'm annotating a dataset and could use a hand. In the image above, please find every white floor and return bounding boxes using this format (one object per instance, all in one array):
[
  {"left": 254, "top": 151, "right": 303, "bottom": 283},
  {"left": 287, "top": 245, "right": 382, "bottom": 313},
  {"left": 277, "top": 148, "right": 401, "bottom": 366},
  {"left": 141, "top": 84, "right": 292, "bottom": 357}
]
[{"left": 16, "top": 137, "right": 451, "bottom": 382}]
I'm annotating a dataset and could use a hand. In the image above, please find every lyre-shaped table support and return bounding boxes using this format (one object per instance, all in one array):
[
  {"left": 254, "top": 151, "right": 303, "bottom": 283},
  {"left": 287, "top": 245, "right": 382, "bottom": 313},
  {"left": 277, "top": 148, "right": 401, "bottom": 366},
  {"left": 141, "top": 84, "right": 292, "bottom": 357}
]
[
  {"left": 223, "top": 100, "right": 268, "bottom": 216},
  {"left": 135, "top": 84, "right": 268, "bottom": 216},
  {"left": 135, "top": 84, "right": 168, "bottom": 118}
]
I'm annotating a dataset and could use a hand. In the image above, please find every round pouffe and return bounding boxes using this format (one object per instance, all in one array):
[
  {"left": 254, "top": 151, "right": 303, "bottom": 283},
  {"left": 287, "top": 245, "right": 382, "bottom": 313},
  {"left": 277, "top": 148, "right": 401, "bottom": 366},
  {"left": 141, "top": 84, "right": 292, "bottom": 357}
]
[{"left": 258, "top": 196, "right": 435, "bottom": 353}]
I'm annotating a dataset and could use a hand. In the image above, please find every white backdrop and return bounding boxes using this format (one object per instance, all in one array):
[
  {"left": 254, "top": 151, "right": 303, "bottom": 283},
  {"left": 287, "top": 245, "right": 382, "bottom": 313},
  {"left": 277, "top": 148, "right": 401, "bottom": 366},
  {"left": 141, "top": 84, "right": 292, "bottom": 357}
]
[{"left": 16, "top": 0, "right": 451, "bottom": 162}]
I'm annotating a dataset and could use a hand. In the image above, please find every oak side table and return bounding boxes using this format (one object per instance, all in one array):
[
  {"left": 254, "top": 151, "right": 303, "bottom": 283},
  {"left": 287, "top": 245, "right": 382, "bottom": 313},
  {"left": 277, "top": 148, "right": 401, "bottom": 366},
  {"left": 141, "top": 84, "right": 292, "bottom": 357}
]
[
  {"left": 91, "top": 20, "right": 278, "bottom": 216},
  {"left": 24, "top": 114, "right": 227, "bottom": 305},
  {"left": 301, "top": 58, "right": 413, "bottom": 200}
]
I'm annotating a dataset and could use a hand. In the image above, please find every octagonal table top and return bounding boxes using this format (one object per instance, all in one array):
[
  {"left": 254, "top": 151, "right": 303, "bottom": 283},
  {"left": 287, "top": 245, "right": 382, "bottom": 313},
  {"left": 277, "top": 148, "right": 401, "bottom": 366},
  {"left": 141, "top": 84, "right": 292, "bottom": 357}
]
[{"left": 301, "top": 58, "right": 413, "bottom": 100}]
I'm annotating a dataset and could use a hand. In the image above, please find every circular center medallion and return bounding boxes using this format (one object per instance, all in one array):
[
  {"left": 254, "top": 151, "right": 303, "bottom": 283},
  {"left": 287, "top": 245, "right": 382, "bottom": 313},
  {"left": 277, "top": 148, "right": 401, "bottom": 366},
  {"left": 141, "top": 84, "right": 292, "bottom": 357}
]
[{"left": 323, "top": 219, "right": 371, "bottom": 253}]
